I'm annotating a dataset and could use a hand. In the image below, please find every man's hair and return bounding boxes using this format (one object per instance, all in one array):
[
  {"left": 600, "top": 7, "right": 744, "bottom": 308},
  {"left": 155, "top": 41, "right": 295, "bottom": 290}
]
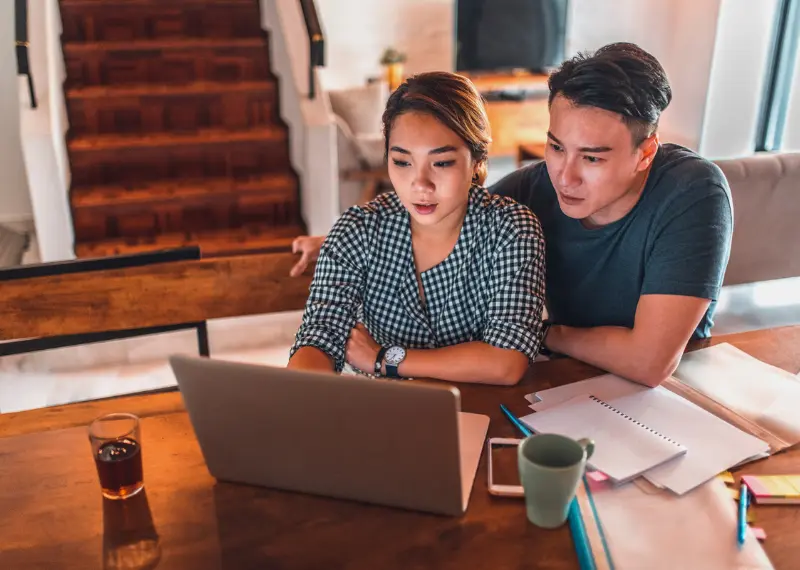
[{"left": 548, "top": 42, "right": 672, "bottom": 146}]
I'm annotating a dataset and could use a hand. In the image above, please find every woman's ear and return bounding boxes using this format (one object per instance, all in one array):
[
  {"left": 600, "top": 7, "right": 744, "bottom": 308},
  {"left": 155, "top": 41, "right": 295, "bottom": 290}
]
[{"left": 473, "top": 159, "right": 488, "bottom": 186}]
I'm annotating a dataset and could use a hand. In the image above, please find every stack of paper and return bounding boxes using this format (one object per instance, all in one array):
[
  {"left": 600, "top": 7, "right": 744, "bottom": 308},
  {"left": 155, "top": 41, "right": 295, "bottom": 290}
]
[
  {"left": 675, "top": 343, "right": 800, "bottom": 446},
  {"left": 577, "top": 477, "right": 774, "bottom": 569},
  {"left": 526, "top": 374, "right": 770, "bottom": 495}
]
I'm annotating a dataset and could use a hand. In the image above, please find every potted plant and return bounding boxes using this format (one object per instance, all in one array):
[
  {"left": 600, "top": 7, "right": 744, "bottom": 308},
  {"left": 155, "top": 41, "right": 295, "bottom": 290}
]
[{"left": 380, "top": 47, "right": 407, "bottom": 91}]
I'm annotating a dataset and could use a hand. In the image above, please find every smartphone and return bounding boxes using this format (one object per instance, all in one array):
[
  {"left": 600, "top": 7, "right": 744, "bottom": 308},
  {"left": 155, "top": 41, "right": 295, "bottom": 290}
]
[{"left": 487, "top": 437, "right": 525, "bottom": 497}]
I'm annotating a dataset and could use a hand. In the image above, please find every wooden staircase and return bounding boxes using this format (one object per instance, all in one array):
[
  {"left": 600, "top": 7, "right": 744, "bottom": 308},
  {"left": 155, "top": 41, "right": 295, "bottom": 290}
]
[{"left": 60, "top": 0, "right": 305, "bottom": 258}]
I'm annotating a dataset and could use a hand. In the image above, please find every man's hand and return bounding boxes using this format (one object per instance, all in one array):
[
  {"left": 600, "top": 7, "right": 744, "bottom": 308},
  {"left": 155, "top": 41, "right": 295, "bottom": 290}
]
[
  {"left": 290, "top": 235, "right": 325, "bottom": 277},
  {"left": 346, "top": 323, "right": 380, "bottom": 374}
]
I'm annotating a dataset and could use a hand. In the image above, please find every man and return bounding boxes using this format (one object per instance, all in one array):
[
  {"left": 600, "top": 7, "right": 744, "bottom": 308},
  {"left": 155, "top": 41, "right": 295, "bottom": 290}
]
[{"left": 290, "top": 42, "right": 733, "bottom": 388}]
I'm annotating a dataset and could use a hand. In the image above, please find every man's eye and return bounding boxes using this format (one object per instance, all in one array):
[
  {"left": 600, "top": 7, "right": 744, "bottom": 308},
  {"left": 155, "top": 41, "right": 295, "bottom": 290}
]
[
  {"left": 584, "top": 156, "right": 603, "bottom": 164},
  {"left": 550, "top": 143, "right": 564, "bottom": 152}
]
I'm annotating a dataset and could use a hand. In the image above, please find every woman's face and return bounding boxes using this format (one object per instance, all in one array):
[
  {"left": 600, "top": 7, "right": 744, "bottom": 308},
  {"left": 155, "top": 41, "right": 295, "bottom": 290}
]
[{"left": 387, "top": 111, "right": 479, "bottom": 229}]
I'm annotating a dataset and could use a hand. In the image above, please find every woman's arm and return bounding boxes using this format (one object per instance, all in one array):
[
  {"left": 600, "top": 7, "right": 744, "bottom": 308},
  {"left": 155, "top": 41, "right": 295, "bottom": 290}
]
[
  {"left": 288, "top": 212, "right": 367, "bottom": 372},
  {"left": 399, "top": 342, "right": 528, "bottom": 385},
  {"left": 287, "top": 346, "right": 335, "bottom": 373}
]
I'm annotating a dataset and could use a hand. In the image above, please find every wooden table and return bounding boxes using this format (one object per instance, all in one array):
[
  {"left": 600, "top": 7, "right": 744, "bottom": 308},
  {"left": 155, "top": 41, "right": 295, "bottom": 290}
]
[
  {"left": 517, "top": 142, "right": 548, "bottom": 167},
  {"left": 1, "top": 326, "right": 799, "bottom": 569}
]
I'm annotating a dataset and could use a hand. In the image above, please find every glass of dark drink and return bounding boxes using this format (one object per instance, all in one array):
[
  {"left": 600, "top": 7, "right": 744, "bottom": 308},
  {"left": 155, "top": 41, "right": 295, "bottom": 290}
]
[{"left": 89, "top": 413, "right": 144, "bottom": 500}]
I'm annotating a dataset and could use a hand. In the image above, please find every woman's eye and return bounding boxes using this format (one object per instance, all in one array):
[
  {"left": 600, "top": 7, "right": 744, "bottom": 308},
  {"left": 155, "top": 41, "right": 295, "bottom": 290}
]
[
  {"left": 433, "top": 160, "right": 456, "bottom": 168},
  {"left": 392, "top": 159, "right": 410, "bottom": 167}
]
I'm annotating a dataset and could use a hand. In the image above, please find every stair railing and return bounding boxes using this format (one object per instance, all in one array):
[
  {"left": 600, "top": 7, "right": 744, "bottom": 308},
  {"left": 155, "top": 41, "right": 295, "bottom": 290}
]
[{"left": 298, "top": 0, "right": 325, "bottom": 98}]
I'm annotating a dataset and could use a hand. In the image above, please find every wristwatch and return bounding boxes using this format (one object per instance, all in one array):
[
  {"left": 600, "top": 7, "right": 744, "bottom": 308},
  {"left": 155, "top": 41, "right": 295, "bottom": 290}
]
[
  {"left": 374, "top": 346, "right": 388, "bottom": 376},
  {"left": 384, "top": 346, "right": 407, "bottom": 379}
]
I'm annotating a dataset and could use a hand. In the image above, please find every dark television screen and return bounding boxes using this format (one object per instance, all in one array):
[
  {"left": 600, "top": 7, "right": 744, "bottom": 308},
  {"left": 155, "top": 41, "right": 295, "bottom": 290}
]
[{"left": 456, "top": 0, "right": 569, "bottom": 73}]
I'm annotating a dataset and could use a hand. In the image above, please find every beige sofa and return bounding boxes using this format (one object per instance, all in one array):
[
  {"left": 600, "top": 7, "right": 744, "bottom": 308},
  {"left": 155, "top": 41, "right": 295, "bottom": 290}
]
[
  {"left": 715, "top": 152, "right": 800, "bottom": 286},
  {"left": 712, "top": 152, "right": 800, "bottom": 334}
]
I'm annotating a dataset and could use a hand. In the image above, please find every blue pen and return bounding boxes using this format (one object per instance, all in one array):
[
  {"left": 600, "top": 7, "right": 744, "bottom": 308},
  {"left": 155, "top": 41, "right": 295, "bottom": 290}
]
[
  {"left": 500, "top": 403, "right": 533, "bottom": 436},
  {"left": 738, "top": 483, "right": 749, "bottom": 545},
  {"left": 499, "top": 404, "right": 597, "bottom": 570}
]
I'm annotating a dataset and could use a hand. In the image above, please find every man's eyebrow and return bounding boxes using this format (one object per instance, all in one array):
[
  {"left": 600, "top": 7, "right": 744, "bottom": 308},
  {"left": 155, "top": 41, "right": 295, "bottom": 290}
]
[{"left": 547, "top": 131, "right": 612, "bottom": 153}]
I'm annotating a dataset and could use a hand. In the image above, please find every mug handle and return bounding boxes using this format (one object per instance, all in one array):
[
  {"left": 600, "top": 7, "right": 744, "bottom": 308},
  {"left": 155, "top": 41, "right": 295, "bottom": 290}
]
[{"left": 577, "top": 438, "right": 595, "bottom": 460}]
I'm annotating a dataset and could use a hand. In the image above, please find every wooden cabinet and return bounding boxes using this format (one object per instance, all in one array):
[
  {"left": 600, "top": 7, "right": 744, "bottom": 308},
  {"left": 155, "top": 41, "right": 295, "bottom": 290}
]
[{"left": 462, "top": 72, "right": 550, "bottom": 157}]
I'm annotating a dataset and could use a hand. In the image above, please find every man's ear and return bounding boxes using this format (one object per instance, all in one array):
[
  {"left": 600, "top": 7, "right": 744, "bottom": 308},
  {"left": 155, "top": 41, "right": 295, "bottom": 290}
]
[{"left": 637, "top": 134, "right": 659, "bottom": 172}]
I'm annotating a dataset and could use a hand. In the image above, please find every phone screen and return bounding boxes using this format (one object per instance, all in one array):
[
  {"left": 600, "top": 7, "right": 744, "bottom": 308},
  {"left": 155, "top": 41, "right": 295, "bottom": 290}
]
[{"left": 490, "top": 439, "right": 522, "bottom": 488}]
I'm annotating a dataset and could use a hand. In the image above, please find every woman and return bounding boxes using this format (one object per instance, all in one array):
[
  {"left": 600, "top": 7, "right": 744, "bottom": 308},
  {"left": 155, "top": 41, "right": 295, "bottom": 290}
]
[{"left": 288, "top": 72, "right": 545, "bottom": 385}]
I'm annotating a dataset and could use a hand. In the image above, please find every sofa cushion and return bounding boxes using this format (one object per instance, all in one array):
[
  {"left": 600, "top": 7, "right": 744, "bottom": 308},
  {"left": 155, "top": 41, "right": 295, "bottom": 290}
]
[
  {"left": 715, "top": 152, "right": 800, "bottom": 286},
  {"left": 328, "top": 81, "right": 388, "bottom": 136}
]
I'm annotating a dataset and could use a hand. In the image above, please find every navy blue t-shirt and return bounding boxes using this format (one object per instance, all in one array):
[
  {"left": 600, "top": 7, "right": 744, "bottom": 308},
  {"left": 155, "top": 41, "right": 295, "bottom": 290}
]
[{"left": 490, "top": 144, "right": 733, "bottom": 339}]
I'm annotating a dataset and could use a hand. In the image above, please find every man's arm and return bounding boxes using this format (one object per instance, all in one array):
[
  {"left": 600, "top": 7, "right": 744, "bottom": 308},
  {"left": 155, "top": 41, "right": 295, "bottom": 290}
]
[{"left": 545, "top": 294, "right": 710, "bottom": 387}]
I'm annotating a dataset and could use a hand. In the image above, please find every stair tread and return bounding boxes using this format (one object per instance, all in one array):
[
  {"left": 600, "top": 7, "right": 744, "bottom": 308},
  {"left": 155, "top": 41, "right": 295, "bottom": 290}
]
[
  {"left": 75, "top": 225, "right": 304, "bottom": 258},
  {"left": 68, "top": 127, "right": 286, "bottom": 151},
  {"left": 72, "top": 174, "right": 297, "bottom": 208},
  {"left": 67, "top": 80, "right": 274, "bottom": 99},
  {"left": 63, "top": 37, "right": 263, "bottom": 53}
]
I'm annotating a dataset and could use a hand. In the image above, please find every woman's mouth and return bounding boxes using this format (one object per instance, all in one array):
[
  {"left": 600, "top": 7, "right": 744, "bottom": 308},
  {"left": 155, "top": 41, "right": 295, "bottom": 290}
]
[{"left": 413, "top": 203, "right": 438, "bottom": 215}]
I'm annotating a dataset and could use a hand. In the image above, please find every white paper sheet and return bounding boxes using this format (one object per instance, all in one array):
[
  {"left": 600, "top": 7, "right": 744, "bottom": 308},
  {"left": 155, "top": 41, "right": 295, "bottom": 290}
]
[
  {"left": 588, "top": 477, "right": 773, "bottom": 569},
  {"left": 527, "top": 375, "right": 770, "bottom": 494},
  {"left": 676, "top": 343, "right": 800, "bottom": 444}
]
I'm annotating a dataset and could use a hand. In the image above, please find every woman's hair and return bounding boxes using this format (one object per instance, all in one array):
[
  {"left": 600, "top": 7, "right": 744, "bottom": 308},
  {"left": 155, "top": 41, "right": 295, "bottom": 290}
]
[{"left": 382, "top": 71, "right": 491, "bottom": 186}]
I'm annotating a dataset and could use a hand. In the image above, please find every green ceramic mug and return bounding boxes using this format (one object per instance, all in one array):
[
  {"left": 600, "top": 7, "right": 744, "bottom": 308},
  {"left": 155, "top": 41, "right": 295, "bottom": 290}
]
[{"left": 517, "top": 433, "right": 595, "bottom": 529}]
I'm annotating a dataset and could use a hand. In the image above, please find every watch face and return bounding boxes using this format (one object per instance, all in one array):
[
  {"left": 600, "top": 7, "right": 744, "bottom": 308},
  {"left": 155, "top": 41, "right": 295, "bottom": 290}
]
[{"left": 385, "top": 346, "right": 406, "bottom": 365}]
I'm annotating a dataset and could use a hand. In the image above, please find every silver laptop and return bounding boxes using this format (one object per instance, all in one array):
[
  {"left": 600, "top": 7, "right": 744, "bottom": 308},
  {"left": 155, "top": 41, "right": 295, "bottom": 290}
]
[{"left": 169, "top": 355, "right": 490, "bottom": 516}]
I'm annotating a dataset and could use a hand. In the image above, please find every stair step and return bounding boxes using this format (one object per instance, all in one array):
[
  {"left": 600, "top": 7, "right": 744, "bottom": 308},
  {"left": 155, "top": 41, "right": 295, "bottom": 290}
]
[
  {"left": 75, "top": 224, "right": 305, "bottom": 259},
  {"left": 70, "top": 174, "right": 301, "bottom": 242},
  {"left": 68, "top": 128, "right": 291, "bottom": 187},
  {"left": 71, "top": 174, "right": 298, "bottom": 209},
  {"left": 61, "top": 0, "right": 261, "bottom": 43},
  {"left": 67, "top": 81, "right": 278, "bottom": 136},
  {"left": 64, "top": 38, "right": 270, "bottom": 88}
]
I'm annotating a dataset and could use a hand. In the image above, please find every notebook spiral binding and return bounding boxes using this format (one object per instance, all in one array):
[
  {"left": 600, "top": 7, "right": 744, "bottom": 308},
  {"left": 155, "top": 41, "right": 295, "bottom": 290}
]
[{"left": 588, "top": 395, "right": 684, "bottom": 448}]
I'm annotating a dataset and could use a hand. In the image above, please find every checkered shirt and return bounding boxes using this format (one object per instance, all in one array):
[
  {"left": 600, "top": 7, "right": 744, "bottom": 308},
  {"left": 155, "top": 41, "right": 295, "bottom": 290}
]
[{"left": 290, "top": 185, "right": 546, "bottom": 372}]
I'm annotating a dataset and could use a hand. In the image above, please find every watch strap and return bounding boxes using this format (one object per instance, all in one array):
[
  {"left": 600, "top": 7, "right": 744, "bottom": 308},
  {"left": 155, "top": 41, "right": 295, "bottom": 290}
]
[
  {"left": 386, "top": 362, "right": 401, "bottom": 379},
  {"left": 375, "top": 346, "right": 388, "bottom": 376}
]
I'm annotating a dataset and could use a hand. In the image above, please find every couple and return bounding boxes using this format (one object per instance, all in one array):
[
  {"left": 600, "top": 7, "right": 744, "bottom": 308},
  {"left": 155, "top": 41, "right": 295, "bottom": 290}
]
[{"left": 288, "top": 42, "right": 733, "bottom": 388}]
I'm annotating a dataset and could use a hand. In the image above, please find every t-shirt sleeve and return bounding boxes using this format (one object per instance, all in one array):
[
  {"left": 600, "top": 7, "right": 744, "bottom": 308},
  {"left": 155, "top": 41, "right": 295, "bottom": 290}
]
[
  {"left": 489, "top": 163, "right": 541, "bottom": 205},
  {"left": 289, "top": 208, "right": 368, "bottom": 371},
  {"left": 480, "top": 209, "right": 547, "bottom": 362},
  {"left": 641, "top": 182, "right": 733, "bottom": 300}
]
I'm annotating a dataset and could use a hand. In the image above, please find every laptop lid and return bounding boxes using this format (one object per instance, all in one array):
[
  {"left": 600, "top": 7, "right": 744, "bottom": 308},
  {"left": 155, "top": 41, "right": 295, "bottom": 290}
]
[{"left": 169, "top": 355, "right": 488, "bottom": 516}]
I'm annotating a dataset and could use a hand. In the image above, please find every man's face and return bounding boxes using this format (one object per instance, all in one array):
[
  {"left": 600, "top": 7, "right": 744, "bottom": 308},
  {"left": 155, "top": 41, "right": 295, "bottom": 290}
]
[{"left": 545, "top": 94, "right": 657, "bottom": 226}]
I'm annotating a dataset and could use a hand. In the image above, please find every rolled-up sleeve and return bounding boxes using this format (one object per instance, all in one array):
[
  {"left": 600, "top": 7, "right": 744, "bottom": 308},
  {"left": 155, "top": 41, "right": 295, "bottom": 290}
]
[
  {"left": 481, "top": 215, "right": 546, "bottom": 362},
  {"left": 289, "top": 209, "right": 367, "bottom": 371}
]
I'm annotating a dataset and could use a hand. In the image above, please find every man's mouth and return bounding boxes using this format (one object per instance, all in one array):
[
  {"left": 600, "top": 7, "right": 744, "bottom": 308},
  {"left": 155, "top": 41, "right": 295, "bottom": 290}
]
[
  {"left": 557, "top": 192, "right": 585, "bottom": 205},
  {"left": 413, "top": 203, "right": 438, "bottom": 215}
]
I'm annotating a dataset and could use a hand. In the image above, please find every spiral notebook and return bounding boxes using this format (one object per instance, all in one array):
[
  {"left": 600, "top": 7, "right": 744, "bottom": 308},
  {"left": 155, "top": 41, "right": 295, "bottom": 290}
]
[{"left": 520, "top": 394, "right": 687, "bottom": 483}]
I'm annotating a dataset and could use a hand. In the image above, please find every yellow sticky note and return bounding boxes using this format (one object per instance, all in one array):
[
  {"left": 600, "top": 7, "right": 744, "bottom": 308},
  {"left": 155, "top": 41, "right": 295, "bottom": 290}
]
[
  {"left": 747, "top": 510, "right": 756, "bottom": 524},
  {"left": 719, "top": 471, "right": 735, "bottom": 485},
  {"left": 729, "top": 487, "right": 740, "bottom": 501}
]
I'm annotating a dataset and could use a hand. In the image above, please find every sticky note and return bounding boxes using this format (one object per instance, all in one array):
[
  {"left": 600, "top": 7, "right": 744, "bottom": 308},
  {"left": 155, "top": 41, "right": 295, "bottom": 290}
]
[
  {"left": 747, "top": 510, "right": 756, "bottom": 524},
  {"left": 588, "top": 471, "right": 609, "bottom": 482},
  {"left": 751, "top": 527, "right": 767, "bottom": 541},
  {"left": 718, "top": 471, "right": 735, "bottom": 485},
  {"left": 728, "top": 487, "right": 740, "bottom": 501}
]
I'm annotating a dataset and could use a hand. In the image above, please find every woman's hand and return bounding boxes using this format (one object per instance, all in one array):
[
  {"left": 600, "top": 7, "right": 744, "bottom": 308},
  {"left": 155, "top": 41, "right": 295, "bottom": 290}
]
[
  {"left": 346, "top": 323, "right": 381, "bottom": 374},
  {"left": 290, "top": 235, "right": 325, "bottom": 277}
]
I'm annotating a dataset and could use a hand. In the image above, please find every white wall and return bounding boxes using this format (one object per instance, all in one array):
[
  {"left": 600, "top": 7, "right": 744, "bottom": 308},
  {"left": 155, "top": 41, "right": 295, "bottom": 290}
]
[
  {"left": 315, "top": 0, "right": 453, "bottom": 90},
  {"left": 18, "top": 0, "right": 74, "bottom": 261},
  {"left": 780, "top": 41, "right": 800, "bottom": 152},
  {"left": 699, "top": 0, "right": 782, "bottom": 159},
  {"left": 0, "top": 1, "right": 33, "bottom": 223}
]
